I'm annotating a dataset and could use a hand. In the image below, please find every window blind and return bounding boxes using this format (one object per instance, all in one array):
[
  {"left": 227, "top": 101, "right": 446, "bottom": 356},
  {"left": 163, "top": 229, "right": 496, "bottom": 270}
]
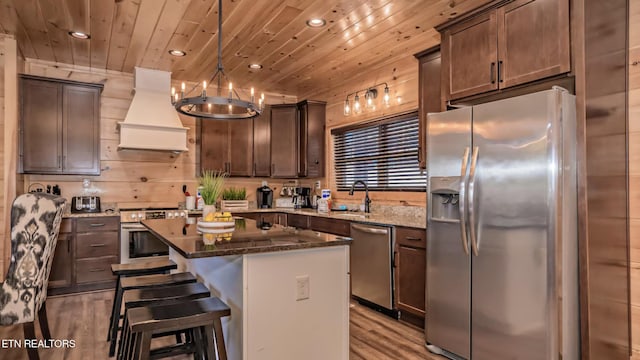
[{"left": 332, "top": 111, "right": 426, "bottom": 192}]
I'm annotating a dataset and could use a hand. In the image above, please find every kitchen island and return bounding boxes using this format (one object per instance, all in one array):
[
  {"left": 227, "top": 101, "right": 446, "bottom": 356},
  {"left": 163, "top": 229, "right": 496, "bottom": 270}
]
[{"left": 142, "top": 217, "right": 351, "bottom": 360}]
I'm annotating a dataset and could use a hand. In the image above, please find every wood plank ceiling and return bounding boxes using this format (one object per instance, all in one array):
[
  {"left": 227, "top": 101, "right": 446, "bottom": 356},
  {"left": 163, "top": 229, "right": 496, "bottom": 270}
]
[{"left": 0, "top": 0, "right": 490, "bottom": 96}]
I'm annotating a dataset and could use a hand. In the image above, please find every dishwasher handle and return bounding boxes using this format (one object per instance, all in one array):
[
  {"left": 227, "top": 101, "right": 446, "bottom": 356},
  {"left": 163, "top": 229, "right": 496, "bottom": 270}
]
[{"left": 351, "top": 224, "right": 389, "bottom": 235}]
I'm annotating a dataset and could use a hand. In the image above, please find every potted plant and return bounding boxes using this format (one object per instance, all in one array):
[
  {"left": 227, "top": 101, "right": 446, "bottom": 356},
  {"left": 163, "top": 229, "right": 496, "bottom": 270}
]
[
  {"left": 198, "top": 170, "right": 227, "bottom": 219},
  {"left": 221, "top": 187, "right": 249, "bottom": 211}
]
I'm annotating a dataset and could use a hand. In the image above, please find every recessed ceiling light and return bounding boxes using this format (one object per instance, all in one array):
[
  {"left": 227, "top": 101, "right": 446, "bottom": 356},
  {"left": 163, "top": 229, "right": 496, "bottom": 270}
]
[
  {"left": 306, "top": 18, "right": 326, "bottom": 28},
  {"left": 248, "top": 63, "right": 263, "bottom": 69},
  {"left": 168, "top": 49, "right": 187, "bottom": 57},
  {"left": 68, "top": 31, "right": 90, "bottom": 39}
]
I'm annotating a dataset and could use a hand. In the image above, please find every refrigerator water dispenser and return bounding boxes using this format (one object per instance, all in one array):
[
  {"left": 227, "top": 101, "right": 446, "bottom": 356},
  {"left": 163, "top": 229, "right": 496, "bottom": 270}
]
[{"left": 429, "top": 176, "right": 461, "bottom": 221}]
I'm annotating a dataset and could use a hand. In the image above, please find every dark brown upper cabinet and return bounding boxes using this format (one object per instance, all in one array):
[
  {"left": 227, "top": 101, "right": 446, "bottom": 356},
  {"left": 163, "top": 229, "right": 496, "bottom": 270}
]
[
  {"left": 200, "top": 119, "right": 254, "bottom": 177},
  {"left": 440, "top": 0, "right": 570, "bottom": 100},
  {"left": 270, "top": 104, "right": 298, "bottom": 178},
  {"left": 270, "top": 101, "right": 326, "bottom": 179},
  {"left": 253, "top": 106, "right": 271, "bottom": 177},
  {"left": 20, "top": 75, "right": 102, "bottom": 175},
  {"left": 297, "top": 100, "right": 326, "bottom": 178},
  {"left": 414, "top": 46, "right": 442, "bottom": 170}
]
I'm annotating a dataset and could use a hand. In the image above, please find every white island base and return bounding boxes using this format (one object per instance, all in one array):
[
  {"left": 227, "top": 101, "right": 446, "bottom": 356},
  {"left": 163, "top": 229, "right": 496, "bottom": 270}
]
[{"left": 170, "top": 245, "right": 350, "bottom": 360}]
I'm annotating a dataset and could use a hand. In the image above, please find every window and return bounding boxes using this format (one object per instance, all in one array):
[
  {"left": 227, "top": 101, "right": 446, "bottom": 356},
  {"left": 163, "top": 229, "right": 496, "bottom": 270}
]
[{"left": 332, "top": 111, "right": 425, "bottom": 191}]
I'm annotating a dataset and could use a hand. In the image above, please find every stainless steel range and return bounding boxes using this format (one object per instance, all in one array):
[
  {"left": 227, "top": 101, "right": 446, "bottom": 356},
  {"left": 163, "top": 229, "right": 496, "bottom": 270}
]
[{"left": 120, "top": 208, "right": 188, "bottom": 263}]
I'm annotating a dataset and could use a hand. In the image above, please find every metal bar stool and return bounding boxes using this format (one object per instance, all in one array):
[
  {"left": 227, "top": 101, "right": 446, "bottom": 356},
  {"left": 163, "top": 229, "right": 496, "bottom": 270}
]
[
  {"left": 117, "top": 282, "right": 211, "bottom": 360},
  {"left": 108, "top": 260, "right": 178, "bottom": 357},
  {"left": 126, "top": 297, "right": 231, "bottom": 360}
]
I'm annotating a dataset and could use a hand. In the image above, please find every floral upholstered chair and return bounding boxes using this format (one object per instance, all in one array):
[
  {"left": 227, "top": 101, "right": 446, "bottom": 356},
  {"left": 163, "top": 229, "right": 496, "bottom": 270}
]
[{"left": 0, "top": 193, "right": 66, "bottom": 360}]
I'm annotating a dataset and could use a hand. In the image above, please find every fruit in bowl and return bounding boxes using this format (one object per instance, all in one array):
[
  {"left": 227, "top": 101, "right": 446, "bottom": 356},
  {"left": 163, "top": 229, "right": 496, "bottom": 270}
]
[{"left": 204, "top": 211, "right": 233, "bottom": 222}]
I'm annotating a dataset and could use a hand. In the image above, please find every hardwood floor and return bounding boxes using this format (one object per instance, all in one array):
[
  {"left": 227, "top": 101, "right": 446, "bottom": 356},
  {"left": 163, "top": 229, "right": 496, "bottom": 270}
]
[{"left": 0, "top": 290, "right": 445, "bottom": 359}]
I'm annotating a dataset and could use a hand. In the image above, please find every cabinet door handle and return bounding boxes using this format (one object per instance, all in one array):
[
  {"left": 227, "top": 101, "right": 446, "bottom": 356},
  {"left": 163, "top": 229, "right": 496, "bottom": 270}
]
[
  {"left": 90, "top": 243, "right": 106, "bottom": 247},
  {"left": 405, "top": 236, "right": 422, "bottom": 241},
  {"left": 89, "top": 223, "right": 105, "bottom": 227},
  {"left": 498, "top": 60, "right": 503, "bottom": 83},
  {"left": 253, "top": 163, "right": 257, "bottom": 175},
  {"left": 490, "top": 62, "right": 496, "bottom": 84},
  {"left": 393, "top": 250, "right": 398, "bottom": 268},
  {"left": 88, "top": 268, "right": 105, "bottom": 273}
]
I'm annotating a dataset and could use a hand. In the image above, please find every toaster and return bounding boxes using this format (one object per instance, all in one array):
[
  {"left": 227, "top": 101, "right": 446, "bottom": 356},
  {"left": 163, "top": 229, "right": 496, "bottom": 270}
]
[{"left": 71, "top": 196, "right": 101, "bottom": 213}]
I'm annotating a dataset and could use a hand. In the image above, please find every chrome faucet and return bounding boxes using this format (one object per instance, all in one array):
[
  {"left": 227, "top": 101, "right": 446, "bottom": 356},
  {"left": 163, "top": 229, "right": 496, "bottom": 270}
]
[{"left": 349, "top": 180, "right": 371, "bottom": 213}]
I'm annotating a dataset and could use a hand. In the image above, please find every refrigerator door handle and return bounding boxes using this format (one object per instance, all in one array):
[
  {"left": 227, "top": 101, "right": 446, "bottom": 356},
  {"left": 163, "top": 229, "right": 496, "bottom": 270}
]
[
  {"left": 458, "top": 147, "right": 471, "bottom": 255},
  {"left": 468, "top": 146, "right": 480, "bottom": 256}
]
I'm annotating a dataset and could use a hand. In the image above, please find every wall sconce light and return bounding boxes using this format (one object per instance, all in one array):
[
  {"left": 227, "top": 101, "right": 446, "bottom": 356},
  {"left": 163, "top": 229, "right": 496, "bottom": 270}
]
[
  {"left": 343, "top": 82, "right": 389, "bottom": 116},
  {"left": 353, "top": 93, "right": 361, "bottom": 114}
]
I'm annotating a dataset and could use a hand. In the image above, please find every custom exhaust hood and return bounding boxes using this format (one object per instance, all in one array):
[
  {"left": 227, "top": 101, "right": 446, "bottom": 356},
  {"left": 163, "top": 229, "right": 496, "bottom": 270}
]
[{"left": 118, "top": 67, "right": 188, "bottom": 152}]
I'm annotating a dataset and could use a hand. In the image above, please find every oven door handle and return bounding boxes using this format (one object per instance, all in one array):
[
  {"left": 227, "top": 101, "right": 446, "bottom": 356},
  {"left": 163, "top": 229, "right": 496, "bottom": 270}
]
[{"left": 121, "top": 225, "right": 147, "bottom": 231}]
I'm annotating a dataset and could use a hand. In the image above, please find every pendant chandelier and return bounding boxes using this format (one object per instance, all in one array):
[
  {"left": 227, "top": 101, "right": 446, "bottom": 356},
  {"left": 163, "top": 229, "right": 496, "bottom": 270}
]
[{"left": 172, "top": 0, "right": 264, "bottom": 120}]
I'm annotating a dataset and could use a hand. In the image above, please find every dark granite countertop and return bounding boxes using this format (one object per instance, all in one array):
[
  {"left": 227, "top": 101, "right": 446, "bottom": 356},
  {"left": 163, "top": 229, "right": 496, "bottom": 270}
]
[{"left": 142, "top": 217, "right": 351, "bottom": 259}]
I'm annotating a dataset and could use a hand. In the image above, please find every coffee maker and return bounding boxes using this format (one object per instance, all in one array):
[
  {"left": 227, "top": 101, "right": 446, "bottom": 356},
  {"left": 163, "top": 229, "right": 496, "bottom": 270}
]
[
  {"left": 293, "top": 187, "right": 312, "bottom": 209},
  {"left": 256, "top": 185, "right": 273, "bottom": 208}
]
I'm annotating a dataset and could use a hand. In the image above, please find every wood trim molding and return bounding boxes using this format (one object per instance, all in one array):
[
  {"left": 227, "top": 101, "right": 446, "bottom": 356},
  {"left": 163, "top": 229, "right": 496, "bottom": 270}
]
[
  {"left": 3, "top": 38, "right": 18, "bottom": 277},
  {"left": 434, "top": 0, "right": 513, "bottom": 32},
  {"left": 571, "top": 0, "right": 591, "bottom": 357},
  {"left": 19, "top": 74, "right": 104, "bottom": 90}
]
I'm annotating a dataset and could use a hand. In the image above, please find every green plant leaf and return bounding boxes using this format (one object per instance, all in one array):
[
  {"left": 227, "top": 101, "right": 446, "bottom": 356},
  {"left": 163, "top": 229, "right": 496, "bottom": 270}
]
[{"left": 198, "top": 170, "right": 227, "bottom": 205}]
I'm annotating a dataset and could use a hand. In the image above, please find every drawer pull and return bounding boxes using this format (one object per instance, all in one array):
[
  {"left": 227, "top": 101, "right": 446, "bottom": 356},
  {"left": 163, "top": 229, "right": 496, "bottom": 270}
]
[
  {"left": 405, "top": 236, "right": 423, "bottom": 241},
  {"left": 90, "top": 243, "right": 106, "bottom": 247},
  {"left": 90, "top": 223, "right": 105, "bottom": 227},
  {"left": 88, "top": 268, "right": 105, "bottom": 273}
]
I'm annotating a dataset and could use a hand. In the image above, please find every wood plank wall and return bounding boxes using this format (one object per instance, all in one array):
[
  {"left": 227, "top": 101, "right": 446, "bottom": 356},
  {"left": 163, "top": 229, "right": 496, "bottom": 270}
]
[
  {"left": 300, "top": 29, "right": 439, "bottom": 208},
  {"left": 630, "top": 0, "right": 640, "bottom": 358},
  {"left": 579, "top": 0, "right": 631, "bottom": 358},
  {"left": 0, "top": 35, "right": 24, "bottom": 279},
  {"left": 20, "top": 59, "right": 307, "bottom": 208},
  {"left": 0, "top": 36, "right": 6, "bottom": 277}
]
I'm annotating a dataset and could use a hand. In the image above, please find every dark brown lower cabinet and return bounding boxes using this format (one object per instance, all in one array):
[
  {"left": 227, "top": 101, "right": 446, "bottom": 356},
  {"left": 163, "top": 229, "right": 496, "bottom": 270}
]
[
  {"left": 395, "top": 226, "right": 427, "bottom": 327},
  {"left": 287, "top": 214, "right": 309, "bottom": 229},
  {"left": 235, "top": 212, "right": 287, "bottom": 227},
  {"left": 308, "top": 216, "right": 350, "bottom": 237},
  {"left": 48, "top": 216, "right": 119, "bottom": 295},
  {"left": 48, "top": 219, "right": 73, "bottom": 289}
]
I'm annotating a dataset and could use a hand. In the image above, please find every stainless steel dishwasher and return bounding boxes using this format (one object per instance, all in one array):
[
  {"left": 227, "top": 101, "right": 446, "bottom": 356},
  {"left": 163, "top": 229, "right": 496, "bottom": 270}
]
[{"left": 350, "top": 223, "right": 394, "bottom": 311}]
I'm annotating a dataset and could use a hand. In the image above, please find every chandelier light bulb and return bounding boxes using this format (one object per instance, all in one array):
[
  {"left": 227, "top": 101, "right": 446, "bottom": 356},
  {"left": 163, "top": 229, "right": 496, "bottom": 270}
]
[
  {"left": 251, "top": 87, "right": 255, "bottom": 103},
  {"left": 202, "top": 80, "right": 207, "bottom": 97},
  {"left": 171, "top": 87, "right": 175, "bottom": 96},
  {"left": 396, "top": 95, "right": 402, "bottom": 104},
  {"left": 228, "top": 82, "right": 233, "bottom": 99}
]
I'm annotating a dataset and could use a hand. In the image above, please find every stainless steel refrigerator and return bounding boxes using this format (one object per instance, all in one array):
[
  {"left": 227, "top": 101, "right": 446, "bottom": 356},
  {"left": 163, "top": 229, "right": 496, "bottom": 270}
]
[{"left": 425, "top": 88, "right": 579, "bottom": 360}]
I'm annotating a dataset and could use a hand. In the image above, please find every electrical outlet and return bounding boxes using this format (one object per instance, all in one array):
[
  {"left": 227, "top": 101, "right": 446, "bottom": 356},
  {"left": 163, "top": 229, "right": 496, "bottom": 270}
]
[
  {"left": 314, "top": 181, "right": 321, "bottom": 190},
  {"left": 296, "top": 275, "right": 310, "bottom": 301}
]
